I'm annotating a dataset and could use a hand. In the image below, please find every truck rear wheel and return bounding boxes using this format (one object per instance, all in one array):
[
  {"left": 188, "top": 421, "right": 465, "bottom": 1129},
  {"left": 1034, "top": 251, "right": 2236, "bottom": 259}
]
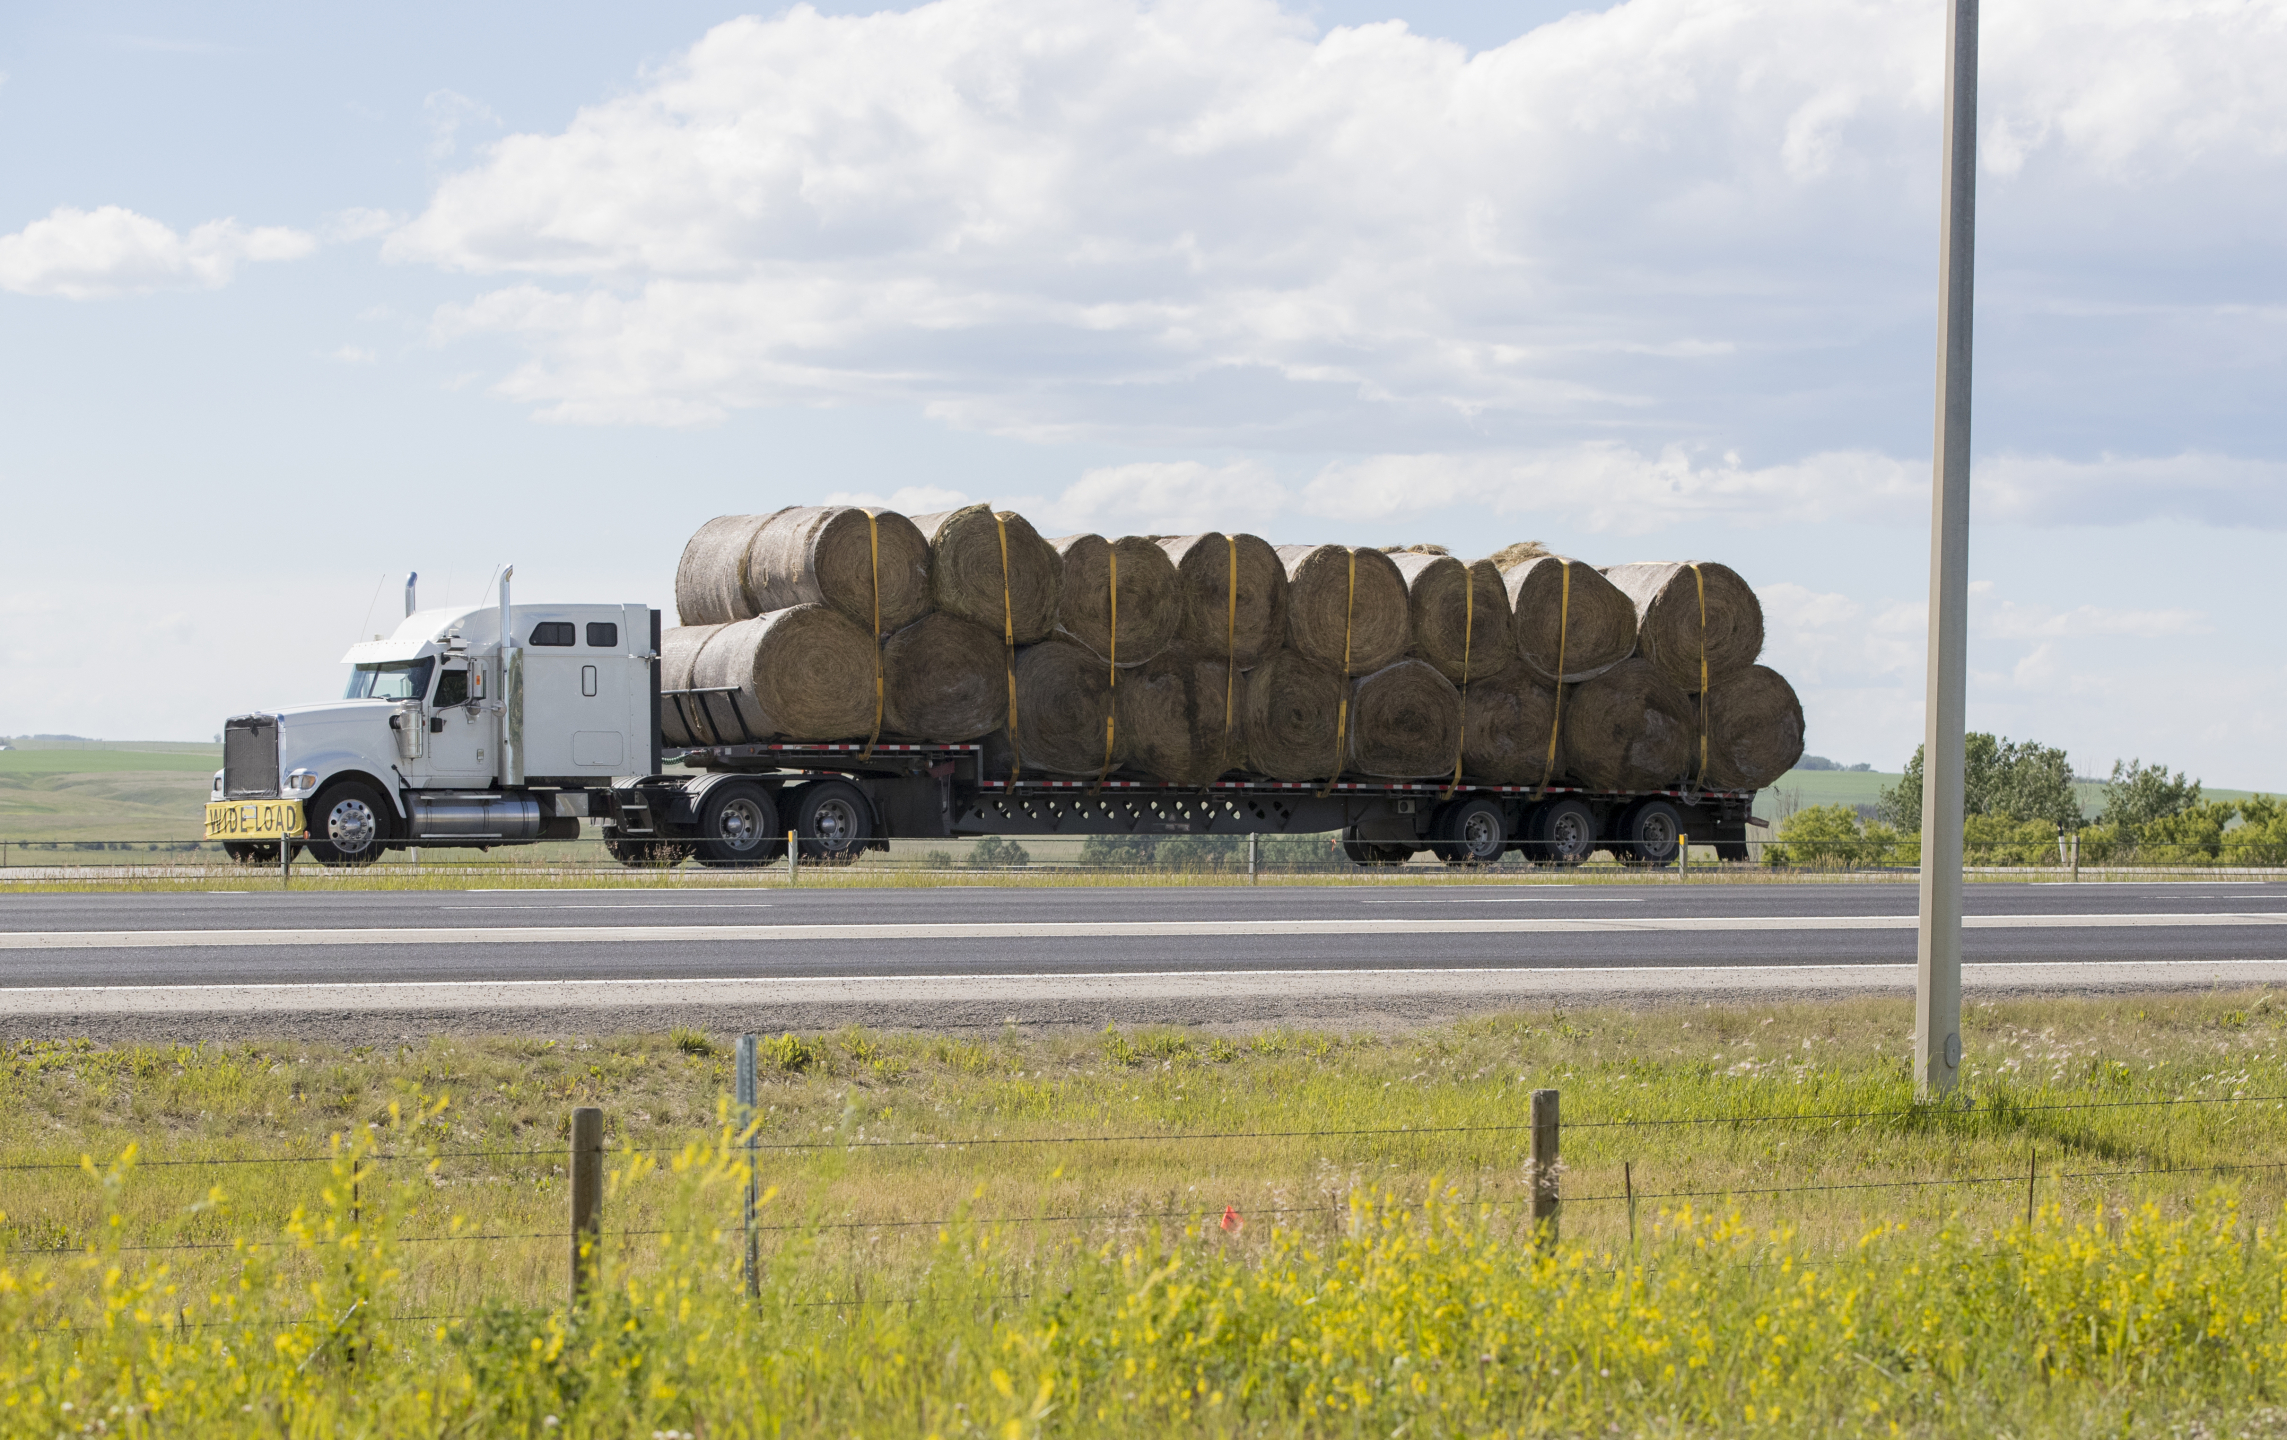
[
  {"left": 1431, "top": 797, "right": 1506, "bottom": 866},
  {"left": 305, "top": 781, "right": 392, "bottom": 867},
  {"left": 1526, "top": 798, "right": 1597, "bottom": 867},
  {"left": 693, "top": 781, "right": 783, "bottom": 867},
  {"left": 791, "top": 781, "right": 873, "bottom": 864}
]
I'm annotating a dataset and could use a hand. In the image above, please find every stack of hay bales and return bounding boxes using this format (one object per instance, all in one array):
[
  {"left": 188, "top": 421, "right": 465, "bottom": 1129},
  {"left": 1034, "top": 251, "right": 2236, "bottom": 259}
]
[{"left": 665, "top": 505, "right": 1805, "bottom": 792}]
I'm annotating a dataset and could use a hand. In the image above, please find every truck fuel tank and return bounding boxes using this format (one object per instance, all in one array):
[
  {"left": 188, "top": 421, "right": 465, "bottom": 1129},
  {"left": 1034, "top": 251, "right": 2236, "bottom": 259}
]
[{"left": 407, "top": 793, "right": 542, "bottom": 841}]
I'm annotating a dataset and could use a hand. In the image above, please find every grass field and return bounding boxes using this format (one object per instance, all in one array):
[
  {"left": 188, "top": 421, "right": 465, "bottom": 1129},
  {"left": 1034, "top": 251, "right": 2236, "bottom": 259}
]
[
  {"left": 0, "top": 740, "right": 222, "bottom": 844},
  {"left": 8, "top": 993, "right": 2287, "bottom": 1435}
]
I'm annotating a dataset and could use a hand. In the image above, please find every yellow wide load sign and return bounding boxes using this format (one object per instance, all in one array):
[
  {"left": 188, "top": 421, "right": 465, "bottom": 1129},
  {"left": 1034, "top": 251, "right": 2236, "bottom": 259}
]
[{"left": 204, "top": 800, "right": 304, "bottom": 841}]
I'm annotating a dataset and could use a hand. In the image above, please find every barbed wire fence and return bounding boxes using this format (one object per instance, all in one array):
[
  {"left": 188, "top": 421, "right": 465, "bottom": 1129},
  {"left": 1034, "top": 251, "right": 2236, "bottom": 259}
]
[{"left": 7, "top": 1057, "right": 2283, "bottom": 1330}]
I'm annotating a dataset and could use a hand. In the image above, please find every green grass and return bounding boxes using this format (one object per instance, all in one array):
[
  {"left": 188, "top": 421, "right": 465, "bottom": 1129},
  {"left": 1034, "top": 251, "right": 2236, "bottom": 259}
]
[{"left": 9, "top": 995, "right": 2287, "bottom": 1434}]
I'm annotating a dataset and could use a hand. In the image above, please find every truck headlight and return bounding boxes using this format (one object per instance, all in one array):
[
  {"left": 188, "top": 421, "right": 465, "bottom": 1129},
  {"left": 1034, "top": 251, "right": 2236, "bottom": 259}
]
[
  {"left": 286, "top": 769, "right": 319, "bottom": 793},
  {"left": 211, "top": 770, "right": 224, "bottom": 801}
]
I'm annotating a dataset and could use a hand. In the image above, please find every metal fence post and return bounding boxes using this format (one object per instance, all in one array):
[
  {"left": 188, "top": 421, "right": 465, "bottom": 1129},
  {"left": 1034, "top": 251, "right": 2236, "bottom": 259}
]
[
  {"left": 570, "top": 1106, "right": 603, "bottom": 1307},
  {"left": 280, "top": 823, "right": 293, "bottom": 887},
  {"left": 1677, "top": 833, "right": 1689, "bottom": 882},
  {"left": 736, "top": 1033, "right": 760, "bottom": 1296},
  {"left": 1248, "top": 832, "right": 1258, "bottom": 885},
  {"left": 787, "top": 831, "right": 798, "bottom": 886},
  {"left": 1531, "top": 1088, "right": 1560, "bottom": 1249}
]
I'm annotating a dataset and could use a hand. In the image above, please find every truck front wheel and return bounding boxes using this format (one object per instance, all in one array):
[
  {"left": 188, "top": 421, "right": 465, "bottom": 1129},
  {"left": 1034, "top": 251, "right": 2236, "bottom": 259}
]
[
  {"left": 305, "top": 781, "right": 393, "bottom": 867},
  {"left": 693, "top": 782, "right": 783, "bottom": 867}
]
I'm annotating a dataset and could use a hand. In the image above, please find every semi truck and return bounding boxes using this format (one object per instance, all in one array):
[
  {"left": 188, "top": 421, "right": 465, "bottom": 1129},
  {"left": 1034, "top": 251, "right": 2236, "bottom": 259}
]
[{"left": 207, "top": 574, "right": 1760, "bottom": 870}]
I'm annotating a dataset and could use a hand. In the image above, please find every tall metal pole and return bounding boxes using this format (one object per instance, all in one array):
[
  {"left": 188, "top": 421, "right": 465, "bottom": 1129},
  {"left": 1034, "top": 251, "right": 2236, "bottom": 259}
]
[{"left": 1916, "top": 0, "right": 1978, "bottom": 1099}]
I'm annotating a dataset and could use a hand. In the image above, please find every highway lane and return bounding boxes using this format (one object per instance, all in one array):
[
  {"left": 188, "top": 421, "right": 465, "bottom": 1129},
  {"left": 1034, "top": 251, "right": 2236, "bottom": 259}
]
[
  {"left": 5, "top": 884, "right": 2287, "bottom": 991},
  {"left": 10, "top": 883, "right": 2287, "bottom": 1045}
]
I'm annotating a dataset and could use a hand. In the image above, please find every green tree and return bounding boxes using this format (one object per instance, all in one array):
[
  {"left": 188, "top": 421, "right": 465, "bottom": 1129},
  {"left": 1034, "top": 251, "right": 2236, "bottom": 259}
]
[
  {"left": 1764, "top": 804, "right": 1907, "bottom": 869},
  {"left": 2100, "top": 758, "right": 2201, "bottom": 836},
  {"left": 1878, "top": 734, "right": 2082, "bottom": 830}
]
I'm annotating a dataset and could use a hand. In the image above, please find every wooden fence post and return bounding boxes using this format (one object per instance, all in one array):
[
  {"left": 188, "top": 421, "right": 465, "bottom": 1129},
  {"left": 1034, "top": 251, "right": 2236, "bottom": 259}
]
[
  {"left": 1531, "top": 1088, "right": 1560, "bottom": 1249},
  {"left": 570, "top": 1106, "right": 603, "bottom": 1307}
]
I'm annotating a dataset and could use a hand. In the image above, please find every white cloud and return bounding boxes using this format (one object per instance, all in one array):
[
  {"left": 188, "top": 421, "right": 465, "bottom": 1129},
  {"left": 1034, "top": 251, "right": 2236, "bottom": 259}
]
[
  {"left": 386, "top": 0, "right": 2287, "bottom": 445},
  {"left": 423, "top": 90, "right": 503, "bottom": 161},
  {"left": 326, "top": 345, "right": 379, "bottom": 365},
  {"left": 1980, "top": 599, "right": 2210, "bottom": 641},
  {"left": 322, "top": 207, "right": 398, "bottom": 242},
  {"left": 0, "top": 205, "right": 315, "bottom": 299}
]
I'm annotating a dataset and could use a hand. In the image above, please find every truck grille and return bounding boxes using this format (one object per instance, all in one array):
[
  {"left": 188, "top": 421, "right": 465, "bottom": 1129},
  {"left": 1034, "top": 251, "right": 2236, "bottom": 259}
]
[{"left": 223, "top": 715, "right": 279, "bottom": 799}]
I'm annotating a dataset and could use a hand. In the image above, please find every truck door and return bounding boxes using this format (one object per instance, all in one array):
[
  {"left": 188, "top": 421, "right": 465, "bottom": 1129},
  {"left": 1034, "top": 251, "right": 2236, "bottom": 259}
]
[
  {"left": 424, "top": 658, "right": 492, "bottom": 780},
  {"left": 519, "top": 615, "right": 634, "bottom": 778}
]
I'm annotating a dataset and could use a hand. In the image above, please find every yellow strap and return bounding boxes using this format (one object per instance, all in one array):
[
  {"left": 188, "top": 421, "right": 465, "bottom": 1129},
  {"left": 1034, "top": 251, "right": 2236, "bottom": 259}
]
[
  {"left": 1094, "top": 546, "right": 1120, "bottom": 790},
  {"left": 1318, "top": 549, "right": 1356, "bottom": 798},
  {"left": 1217, "top": 535, "right": 1239, "bottom": 784},
  {"left": 1536, "top": 561, "right": 1571, "bottom": 796},
  {"left": 1442, "top": 562, "right": 1475, "bottom": 799},
  {"left": 1690, "top": 562, "right": 1710, "bottom": 791},
  {"left": 997, "top": 513, "right": 1021, "bottom": 789},
  {"left": 859, "top": 511, "right": 884, "bottom": 760}
]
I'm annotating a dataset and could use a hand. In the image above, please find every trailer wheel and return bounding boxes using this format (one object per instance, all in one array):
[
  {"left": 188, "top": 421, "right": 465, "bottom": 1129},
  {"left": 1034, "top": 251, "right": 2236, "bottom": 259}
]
[
  {"left": 1526, "top": 798, "right": 1597, "bottom": 867},
  {"left": 1431, "top": 797, "right": 1507, "bottom": 866},
  {"left": 693, "top": 781, "right": 783, "bottom": 867},
  {"left": 791, "top": 781, "right": 874, "bottom": 864},
  {"left": 305, "top": 782, "right": 392, "bottom": 867},
  {"left": 1617, "top": 799, "right": 1683, "bottom": 866}
]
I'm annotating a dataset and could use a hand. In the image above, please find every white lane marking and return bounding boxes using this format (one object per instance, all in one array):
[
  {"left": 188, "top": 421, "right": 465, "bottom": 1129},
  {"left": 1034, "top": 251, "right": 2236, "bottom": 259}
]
[
  {"left": 9, "top": 912, "right": 2287, "bottom": 949},
  {"left": 435, "top": 904, "right": 777, "bottom": 911},
  {"left": 1359, "top": 897, "right": 1643, "bottom": 904},
  {"left": 9, "top": 958, "right": 2287, "bottom": 1013}
]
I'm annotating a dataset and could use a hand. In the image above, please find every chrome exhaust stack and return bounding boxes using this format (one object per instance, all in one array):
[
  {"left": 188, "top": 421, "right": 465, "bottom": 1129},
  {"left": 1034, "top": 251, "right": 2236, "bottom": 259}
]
[
  {"left": 404, "top": 571, "right": 418, "bottom": 617},
  {"left": 498, "top": 567, "right": 524, "bottom": 786}
]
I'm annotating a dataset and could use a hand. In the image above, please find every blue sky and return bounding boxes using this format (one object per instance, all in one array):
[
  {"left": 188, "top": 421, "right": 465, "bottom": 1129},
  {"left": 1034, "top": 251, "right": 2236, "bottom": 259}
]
[{"left": 4, "top": 0, "right": 2283, "bottom": 787}]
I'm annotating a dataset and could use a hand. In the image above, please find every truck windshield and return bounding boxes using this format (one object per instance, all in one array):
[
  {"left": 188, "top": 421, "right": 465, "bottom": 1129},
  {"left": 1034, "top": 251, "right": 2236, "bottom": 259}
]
[{"left": 344, "top": 658, "right": 436, "bottom": 701}]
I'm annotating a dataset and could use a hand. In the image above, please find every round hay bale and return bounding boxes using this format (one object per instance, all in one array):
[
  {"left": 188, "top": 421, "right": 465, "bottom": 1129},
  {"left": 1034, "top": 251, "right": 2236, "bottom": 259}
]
[
  {"left": 1458, "top": 669, "right": 1561, "bottom": 786},
  {"left": 1243, "top": 649, "right": 1347, "bottom": 781},
  {"left": 659, "top": 623, "right": 726, "bottom": 746},
  {"left": 1157, "top": 533, "right": 1290, "bottom": 666},
  {"left": 1388, "top": 552, "right": 1514, "bottom": 684},
  {"left": 1275, "top": 545, "right": 1410, "bottom": 676},
  {"left": 911, "top": 504, "right": 1062, "bottom": 644},
  {"left": 1503, "top": 555, "right": 1637, "bottom": 683},
  {"left": 1117, "top": 648, "right": 1250, "bottom": 787},
  {"left": 675, "top": 507, "right": 930, "bottom": 633},
  {"left": 883, "top": 612, "right": 1006, "bottom": 743},
  {"left": 1700, "top": 664, "right": 1805, "bottom": 791},
  {"left": 674, "top": 512, "right": 784, "bottom": 627},
  {"left": 1049, "top": 534, "right": 1182, "bottom": 665},
  {"left": 1348, "top": 659, "right": 1462, "bottom": 779},
  {"left": 690, "top": 604, "right": 880, "bottom": 742},
  {"left": 1561, "top": 658, "right": 1694, "bottom": 793},
  {"left": 997, "top": 639, "right": 1123, "bottom": 776},
  {"left": 1602, "top": 561, "right": 1765, "bottom": 692}
]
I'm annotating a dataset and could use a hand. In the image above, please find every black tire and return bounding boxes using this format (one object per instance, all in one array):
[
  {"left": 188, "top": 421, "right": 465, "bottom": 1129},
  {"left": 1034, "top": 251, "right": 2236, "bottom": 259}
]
[
  {"left": 1618, "top": 799, "right": 1683, "bottom": 867},
  {"left": 1526, "top": 798, "right": 1597, "bottom": 867},
  {"left": 692, "top": 781, "right": 783, "bottom": 867},
  {"left": 603, "top": 827, "right": 694, "bottom": 868},
  {"left": 305, "top": 782, "right": 392, "bottom": 866},
  {"left": 791, "top": 781, "right": 873, "bottom": 864},
  {"left": 1431, "top": 796, "right": 1507, "bottom": 866}
]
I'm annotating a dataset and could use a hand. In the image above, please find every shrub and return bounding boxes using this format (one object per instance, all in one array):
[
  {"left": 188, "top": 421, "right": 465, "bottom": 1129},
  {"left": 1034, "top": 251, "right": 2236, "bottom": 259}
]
[
  {"left": 970, "top": 835, "right": 1030, "bottom": 868},
  {"left": 1764, "top": 804, "right": 1906, "bottom": 868}
]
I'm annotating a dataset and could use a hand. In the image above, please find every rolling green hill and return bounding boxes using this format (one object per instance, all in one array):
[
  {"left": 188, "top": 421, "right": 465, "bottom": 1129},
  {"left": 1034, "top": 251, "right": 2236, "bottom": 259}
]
[{"left": 0, "top": 740, "right": 221, "bottom": 842}]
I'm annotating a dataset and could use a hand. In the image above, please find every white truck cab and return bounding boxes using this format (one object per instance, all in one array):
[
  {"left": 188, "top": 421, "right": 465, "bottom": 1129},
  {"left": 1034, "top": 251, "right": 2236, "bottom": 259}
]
[{"left": 210, "top": 571, "right": 660, "bottom": 863}]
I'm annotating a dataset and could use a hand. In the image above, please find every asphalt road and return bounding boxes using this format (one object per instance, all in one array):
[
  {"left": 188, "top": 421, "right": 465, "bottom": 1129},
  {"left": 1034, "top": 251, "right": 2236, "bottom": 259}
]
[{"left": 7, "top": 882, "right": 2287, "bottom": 1039}]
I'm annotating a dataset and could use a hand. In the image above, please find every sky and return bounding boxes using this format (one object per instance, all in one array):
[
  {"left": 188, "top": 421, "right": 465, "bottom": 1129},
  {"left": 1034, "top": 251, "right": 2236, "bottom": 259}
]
[{"left": 3, "top": 0, "right": 2283, "bottom": 787}]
